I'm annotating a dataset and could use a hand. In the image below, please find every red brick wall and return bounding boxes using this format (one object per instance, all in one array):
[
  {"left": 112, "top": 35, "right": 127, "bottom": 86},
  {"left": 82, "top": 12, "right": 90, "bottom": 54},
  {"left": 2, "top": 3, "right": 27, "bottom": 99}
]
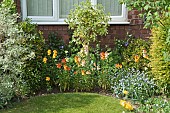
[{"left": 15, "top": 0, "right": 150, "bottom": 47}]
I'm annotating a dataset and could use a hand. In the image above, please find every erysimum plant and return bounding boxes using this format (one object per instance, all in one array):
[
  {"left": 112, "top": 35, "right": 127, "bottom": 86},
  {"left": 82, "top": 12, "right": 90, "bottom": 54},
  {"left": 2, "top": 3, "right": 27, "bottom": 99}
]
[
  {"left": 111, "top": 35, "right": 151, "bottom": 71},
  {"left": 65, "top": 0, "right": 111, "bottom": 91}
]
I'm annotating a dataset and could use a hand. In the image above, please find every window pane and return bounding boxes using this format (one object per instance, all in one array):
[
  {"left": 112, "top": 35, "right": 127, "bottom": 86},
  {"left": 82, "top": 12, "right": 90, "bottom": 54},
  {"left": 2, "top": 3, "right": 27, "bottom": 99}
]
[
  {"left": 59, "top": 0, "right": 85, "bottom": 18},
  {"left": 27, "top": 0, "right": 53, "bottom": 16},
  {"left": 97, "top": 0, "right": 122, "bottom": 16}
]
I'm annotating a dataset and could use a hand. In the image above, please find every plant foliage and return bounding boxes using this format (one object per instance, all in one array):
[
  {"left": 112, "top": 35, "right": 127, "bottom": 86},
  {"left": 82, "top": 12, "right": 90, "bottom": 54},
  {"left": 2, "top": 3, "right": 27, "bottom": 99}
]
[
  {"left": 120, "top": 0, "right": 170, "bottom": 28},
  {"left": 65, "top": 0, "right": 110, "bottom": 45},
  {"left": 149, "top": 17, "right": 170, "bottom": 93}
]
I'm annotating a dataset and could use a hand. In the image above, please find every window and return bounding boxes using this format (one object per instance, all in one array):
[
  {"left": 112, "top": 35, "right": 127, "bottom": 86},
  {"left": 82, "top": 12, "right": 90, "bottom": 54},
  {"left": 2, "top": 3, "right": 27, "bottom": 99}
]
[{"left": 21, "top": 0, "right": 128, "bottom": 24}]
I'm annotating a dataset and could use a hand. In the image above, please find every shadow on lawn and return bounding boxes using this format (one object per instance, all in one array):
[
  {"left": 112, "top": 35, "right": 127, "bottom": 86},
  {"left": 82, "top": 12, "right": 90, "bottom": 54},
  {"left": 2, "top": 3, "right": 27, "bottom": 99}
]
[{"left": 5, "top": 93, "right": 101, "bottom": 113}]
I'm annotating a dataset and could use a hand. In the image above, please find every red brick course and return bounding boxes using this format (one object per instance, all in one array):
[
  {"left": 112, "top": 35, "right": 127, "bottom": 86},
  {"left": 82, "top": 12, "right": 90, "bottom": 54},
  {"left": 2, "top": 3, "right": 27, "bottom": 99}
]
[{"left": 13, "top": 0, "right": 150, "bottom": 47}]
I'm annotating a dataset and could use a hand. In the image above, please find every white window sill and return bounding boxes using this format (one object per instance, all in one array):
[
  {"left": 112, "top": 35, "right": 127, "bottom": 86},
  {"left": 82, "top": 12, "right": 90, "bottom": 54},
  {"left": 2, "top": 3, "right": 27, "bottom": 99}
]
[{"left": 31, "top": 21, "right": 130, "bottom": 25}]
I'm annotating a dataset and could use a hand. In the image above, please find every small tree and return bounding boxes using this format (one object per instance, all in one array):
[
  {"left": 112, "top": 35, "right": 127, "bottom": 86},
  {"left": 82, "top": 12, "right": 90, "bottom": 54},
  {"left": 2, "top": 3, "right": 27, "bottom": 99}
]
[{"left": 65, "top": 0, "right": 110, "bottom": 53}]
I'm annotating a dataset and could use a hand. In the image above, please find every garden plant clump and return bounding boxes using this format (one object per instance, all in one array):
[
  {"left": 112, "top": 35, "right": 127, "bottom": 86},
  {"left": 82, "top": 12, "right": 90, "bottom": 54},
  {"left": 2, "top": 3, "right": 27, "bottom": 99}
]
[
  {"left": 111, "top": 68, "right": 157, "bottom": 103},
  {"left": 1, "top": 0, "right": 170, "bottom": 112}
]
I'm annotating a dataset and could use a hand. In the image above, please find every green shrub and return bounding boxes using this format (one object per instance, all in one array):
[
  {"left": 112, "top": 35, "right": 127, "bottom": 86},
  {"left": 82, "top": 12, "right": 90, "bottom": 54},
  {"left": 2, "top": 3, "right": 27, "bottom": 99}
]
[
  {"left": 111, "top": 68, "right": 157, "bottom": 103},
  {"left": 19, "top": 19, "right": 46, "bottom": 94},
  {"left": 0, "top": 0, "right": 46, "bottom": 108},
  {"left": 149, "top": 17, "right": 170, "bottom": 94},
  {"left": 0, "top": 0, "right": 35, "bottom": 108}
]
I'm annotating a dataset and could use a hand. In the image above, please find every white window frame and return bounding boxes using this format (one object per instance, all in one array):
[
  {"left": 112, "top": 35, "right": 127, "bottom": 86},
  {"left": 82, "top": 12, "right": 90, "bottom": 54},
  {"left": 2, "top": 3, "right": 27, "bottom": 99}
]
[{"left": 21, "top": 0, "right": 129, "bottom": 25}]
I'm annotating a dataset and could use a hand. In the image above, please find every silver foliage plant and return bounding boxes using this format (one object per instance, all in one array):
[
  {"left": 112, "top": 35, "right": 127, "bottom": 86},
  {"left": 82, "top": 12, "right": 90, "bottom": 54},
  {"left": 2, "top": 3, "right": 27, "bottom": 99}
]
[{"left": 0, "top": 0, "right": 35, "bottom": 108}]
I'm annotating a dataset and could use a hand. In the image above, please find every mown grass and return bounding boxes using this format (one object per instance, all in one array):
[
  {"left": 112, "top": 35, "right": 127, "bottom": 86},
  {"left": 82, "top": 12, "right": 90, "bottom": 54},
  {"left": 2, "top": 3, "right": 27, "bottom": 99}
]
[{"left": 1, "top": 93, "right": 132, "bottom": 113}]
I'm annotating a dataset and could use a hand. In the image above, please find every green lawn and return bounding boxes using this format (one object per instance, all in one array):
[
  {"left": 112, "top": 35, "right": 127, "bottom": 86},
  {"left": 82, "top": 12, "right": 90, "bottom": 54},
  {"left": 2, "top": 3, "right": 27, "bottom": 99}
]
[{"left": 1, "top": 93, "right": 132, "bottom": 113}]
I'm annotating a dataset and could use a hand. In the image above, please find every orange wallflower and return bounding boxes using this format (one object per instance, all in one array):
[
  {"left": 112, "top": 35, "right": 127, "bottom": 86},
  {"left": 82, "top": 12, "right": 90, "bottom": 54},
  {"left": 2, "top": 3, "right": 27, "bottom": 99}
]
[
  {"left": 46, "top": 77, "right": 50, "bottom": 81},
  {"left": 56, "top": 63, "right": 62, "bottom": 68},
  {"left": 47, "top": 49, "right": 51, "bottom": 55},
  {"left": 81, "top": 70, "right": 86, "bottom": 75},
  {"left": 100, "top": 52, "right": 105, "bottom": 60},
  {"left": 64, "top": 65, "right": 71, "bottom": 71},
  {"left": 115, "top": 63, "right": 122, "bottom": 68},
  {"left": 61, "top": 58, "right": 66, "bottom": 64},
  {"left": 74, "top": 71, "right": 77, "bottom": 74},
  {"left": 43, "top": 57, "right": 47, "bottom": 63},
  {"left": 134, "top": 55, "right": 140, "bottom": 62}
]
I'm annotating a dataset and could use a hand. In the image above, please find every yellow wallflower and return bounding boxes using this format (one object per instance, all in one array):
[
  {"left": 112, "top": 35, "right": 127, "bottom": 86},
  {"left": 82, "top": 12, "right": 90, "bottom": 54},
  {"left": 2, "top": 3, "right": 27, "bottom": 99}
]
[
  {"left": 53, "top": 50, "right": 57, "bottom": 54},
  {"left": 123, "top": 90, "right": 129, "bottom": 95},
  {"left": 120, "top": 100, "right": 133, "bottom": 111},
  {"left": 124, "top": 102, "right": 133, "bottom": 111},
  {"left": 47, "top": 49, "right": 51, "bottom": 55},
  {"left": 46, "top": 77, "right": 50, "bottom": 81},
  {"left": 43, "top": 57, "right": 47, "bottom": 63},
  {"left": 52, "top": 50, "right": 57, "bottom": 58},
  {"left": 120, "top": 100, "right": 126, "bottom": 107},
  {"left": 53, "top": 53, "right": 57, "bottom": 58}
]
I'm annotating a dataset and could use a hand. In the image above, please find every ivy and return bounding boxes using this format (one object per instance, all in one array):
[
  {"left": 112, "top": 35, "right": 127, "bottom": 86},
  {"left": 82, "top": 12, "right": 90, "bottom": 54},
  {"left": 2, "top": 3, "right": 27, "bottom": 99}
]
[{"left": 120, "top": 0, "right": 170, "bottom": 28}]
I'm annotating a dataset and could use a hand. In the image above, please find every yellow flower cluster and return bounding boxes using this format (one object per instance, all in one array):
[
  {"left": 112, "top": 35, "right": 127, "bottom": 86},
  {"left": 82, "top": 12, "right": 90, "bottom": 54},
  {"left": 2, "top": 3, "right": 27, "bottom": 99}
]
[
  {"left": 120, "top": 100, "right": 133, "bottom": 111},
  {"left": 43, "top": 50, "right": 58, "bottom": 63},
  {"left": 53, "top": 50, "right": 57, "bottom": 58},
  {"left": 43, "top": 57, "right": 47, "bottom": 63},
  {"left": 123, "top": 90, "right": 128, "bottom": 95},
  {"left": 47, "top": 49, "right": 51, "bottom": 55}
]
